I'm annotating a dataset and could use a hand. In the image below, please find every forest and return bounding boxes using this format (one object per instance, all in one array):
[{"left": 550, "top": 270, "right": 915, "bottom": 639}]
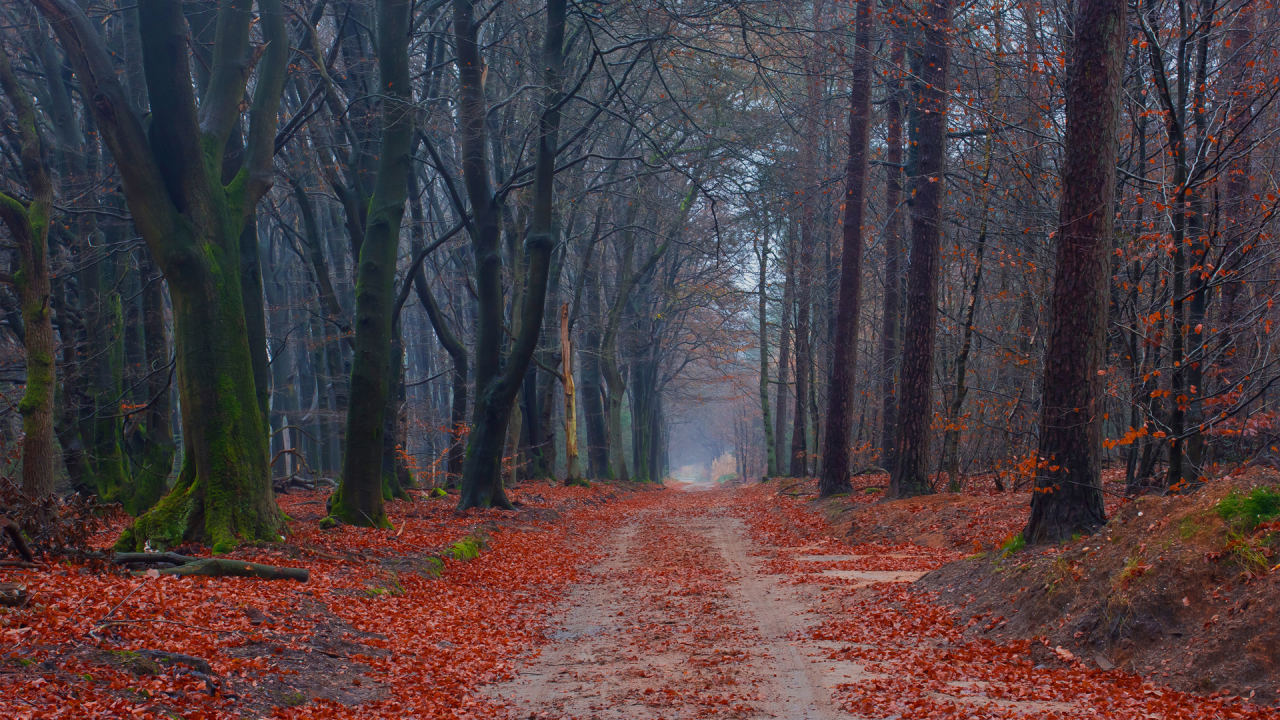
[{"left": 2, "top": 0, "right": 1280, "bottom": 716}]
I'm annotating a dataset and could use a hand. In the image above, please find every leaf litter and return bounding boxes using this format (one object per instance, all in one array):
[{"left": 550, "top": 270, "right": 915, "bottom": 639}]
[{"left": 3, "top": 477, "right": 1277, "bottom": 718}]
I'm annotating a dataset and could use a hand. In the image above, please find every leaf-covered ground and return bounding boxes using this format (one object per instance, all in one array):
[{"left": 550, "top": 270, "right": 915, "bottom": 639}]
[{"left": 2, "top": 479, "right": 1276, "bottom": 718}]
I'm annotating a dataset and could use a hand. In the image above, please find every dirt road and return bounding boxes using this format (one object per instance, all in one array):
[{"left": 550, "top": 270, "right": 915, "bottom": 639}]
[
  {"left": 488, "top": 492, "right": 876, "bottom": 719},
  {"left": 488, "top": 487, "right": 1109, "bottom": 720}
]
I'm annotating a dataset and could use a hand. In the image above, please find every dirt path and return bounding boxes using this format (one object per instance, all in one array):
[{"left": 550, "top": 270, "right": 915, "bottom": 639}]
[
  {"left": 486, "top": 486, "right": 1274, "bottom": 720},
  {"left": 489, "top": 495, "right": 858, "bottom": 719}
]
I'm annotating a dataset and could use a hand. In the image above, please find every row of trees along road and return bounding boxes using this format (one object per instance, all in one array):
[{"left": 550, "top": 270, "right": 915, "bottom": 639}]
[{"left": 0, "top": 0, "right": 1277, "bottom": 548}]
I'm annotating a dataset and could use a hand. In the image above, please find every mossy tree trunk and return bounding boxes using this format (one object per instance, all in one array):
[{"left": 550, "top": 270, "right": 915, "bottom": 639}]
[
  {"left": 329, "top": 0, "right": 415, "bottom": 528},
  {"left": 35, "top": 0, "right": 290, "bottom": 552},
  {"left": 0, "top": 45, "right": 56, "bottom": 502}
]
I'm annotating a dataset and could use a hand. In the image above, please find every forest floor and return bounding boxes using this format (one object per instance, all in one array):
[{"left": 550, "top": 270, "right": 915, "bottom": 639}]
[{"left": 3, "top": 475, "right": 1278, "bottom": 718}]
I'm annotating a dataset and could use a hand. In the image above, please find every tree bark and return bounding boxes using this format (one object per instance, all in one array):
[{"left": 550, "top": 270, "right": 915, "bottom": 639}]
[
  {"left": 890, "top": 0, "right": 951, "bottom": 499},
  {"left": 580, "top": 227, "right": 611, "bottom": 477},
  {"left": 1024, "top": 0, "right": 1126, "bottom": 543},
  {"left": 329, "top": 0, "right": 415, "bottom": 528},
  {"left": 774, "top": 231, "right": 795, "bottom": 467},
  {"left": 561, "top": 303, "right": 584, "bottom": 485},
  {"left": 35, "top": 0, "right": 290, "bottom": 552},
  {"left": 818, "top": 0, "right": 874, "bottom": 498},
  {"left": 758, "top": 231, "right": 776, "bottom": 477},
  {"left": 0, "top": 45, "right": 56, "bottom": 503},
  {"left": 456, "top": 0, "right": 566, "bottom": 508},
  {"left": 879, "top": 26, "right": 906, "bottom": 477}
]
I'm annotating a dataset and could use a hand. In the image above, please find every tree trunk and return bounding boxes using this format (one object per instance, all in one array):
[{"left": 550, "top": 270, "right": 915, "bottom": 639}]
[
  {"left": 940, "top": 50, "right": 1001, "bottom": 492},
  {"left": 1024, "top": 0, "right": 1126, "bottom": 543},
  {"left": 0, "top": 46, "right": 56, "bottom": 503},
  {"left": 581, "top": 247, "right": 610, "bottom": 478},
  {"left": 890, "top": 0, "right": 951, "bottom": 499},
  {"left": 818, "top": 0, "right": 874, "bottom": 498},
  {"left": 456, "top": 0, "right": 566, "bottom": 509},
  {"left": 758, "top": 232, "right": 776, "bottom": 477},
  {"left": 774, "top": 232, "right": 794, "bottom": 467},
  {"left": 879, "top": 26, "right": 906, "bottom": 477},
  {"left": 329, "top": 0, "right": 415, "bottom": 528},
  {"left": 561, "top": 303, "right": 584, "bottom": 485},
  {"left": 36, "top": 0, "right": 290, "bottom": 552}
]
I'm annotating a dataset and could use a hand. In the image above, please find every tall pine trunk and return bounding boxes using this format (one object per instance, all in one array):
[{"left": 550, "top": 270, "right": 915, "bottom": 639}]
[
  {"left": 818, "top": 0, "right": 874, "bottom": 497},
  {"left": 890, "top": 0, "right": 951, "bottom": 499},
  {"left": 879, "top": 26, "right": 906, "bottom": 477},
  {"left": 1024, "top": 0, "right": 1126, "bottom": 542}
]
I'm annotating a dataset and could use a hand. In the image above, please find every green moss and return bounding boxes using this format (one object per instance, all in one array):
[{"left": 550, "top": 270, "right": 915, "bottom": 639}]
[
  {"left": 116, "top": 476, "right": 197, "bottom": 552},
  {"left": 430, "top": 488, "right": 448, "bottom": 498},
  {"left": 446, "top": 534, "right": 485, "bottom": 561},
  {"left": 421, "top": 556, "right": 444, "bottom": 578},
  {"left": 564, "top": 477, "right": 591, "bottom": 488},
  {"left": 1216, "top": 487, "right": 1280, "bottom": 531}
]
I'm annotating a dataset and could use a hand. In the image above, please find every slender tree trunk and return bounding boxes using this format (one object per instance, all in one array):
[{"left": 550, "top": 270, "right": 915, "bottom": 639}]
[
  {"left": 818, "top": 0, "right": 874, "bottom": 498},
  {"left": 758, "top": 232, "right": 776, "bottom": 477},
  {"left": 774, "top": 232, "right": 794, "bottom": 466},
  {"left": 329, "top": 0, "right": 415, "bottom": 527},
  {"left": 456, "top": 0, "right": 566, "bottom": 508},
  {"left": 890, "top": 0, "right": 951, "bottom": 498},
  {"left": 561, "top": 303, "right": 584, "bottom": 485},
  {"left": 1024, "top": 0, "right": 1126, "bottom": 543},
  {"left": 790, "top": 0, "right": 825, "bottom": 478},
  {"left": 581, "top": 250, "right": 610, "bottom": 477},
  {"left": 879, "top": 25, "right": 906, "bottom": 477},
  {"left": 941, "top": 53, "right": 1001, "bottom": 491}
]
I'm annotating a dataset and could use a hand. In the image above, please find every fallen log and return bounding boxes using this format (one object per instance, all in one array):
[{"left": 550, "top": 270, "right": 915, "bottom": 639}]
[
  {"left": 136, "top": 558, "right": 309, "bottom": 582},
  {"left": 1, "top": 517, "right": 34, "bottom": 563},
  {"left": 112, "top": 551, "right": 200, "bottom": 566},
  {"left": 136, "top": 649, "right": 213, "bottom": 674},
  {"left": 114, "top": 552, "right": 309, "bottom": 582}
]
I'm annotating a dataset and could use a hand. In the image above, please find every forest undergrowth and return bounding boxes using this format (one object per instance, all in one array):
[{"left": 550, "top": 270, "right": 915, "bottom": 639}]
[{"left": 0, "top": 482, "right": 655, "bottom": 718}]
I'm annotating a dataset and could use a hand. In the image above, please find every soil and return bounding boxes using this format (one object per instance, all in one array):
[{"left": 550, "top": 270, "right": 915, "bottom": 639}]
[{"left": 918, "top": 466, "right": 1280, "bottom": 706}]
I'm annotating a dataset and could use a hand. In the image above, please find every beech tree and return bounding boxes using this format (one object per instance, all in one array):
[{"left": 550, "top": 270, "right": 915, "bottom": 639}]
[{"left": 33, "top": 0, "right": 289, "bottom": 551}]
